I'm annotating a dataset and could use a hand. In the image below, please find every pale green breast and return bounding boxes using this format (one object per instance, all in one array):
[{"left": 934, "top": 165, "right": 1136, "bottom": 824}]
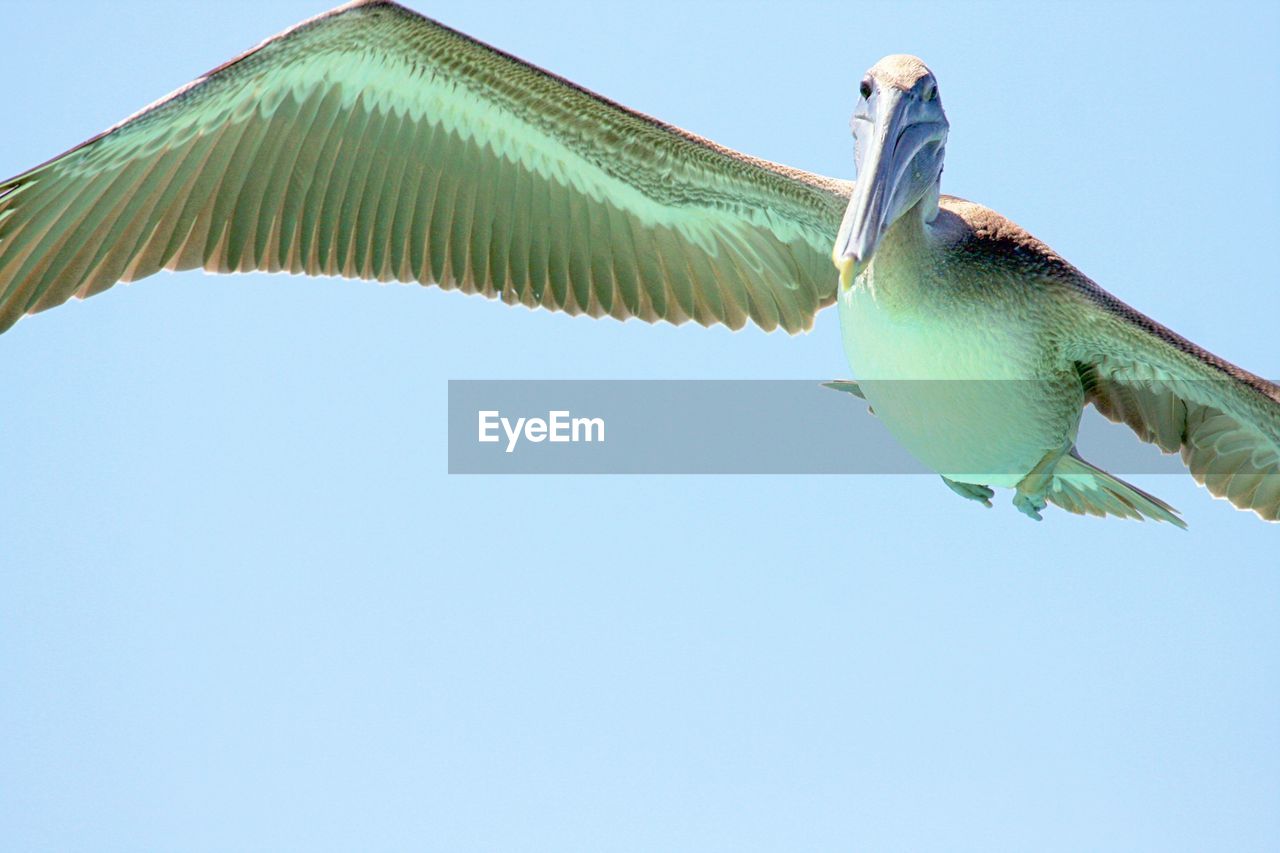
[{"left": 837, "top": 265, "right": 1081, "bottom": 486}]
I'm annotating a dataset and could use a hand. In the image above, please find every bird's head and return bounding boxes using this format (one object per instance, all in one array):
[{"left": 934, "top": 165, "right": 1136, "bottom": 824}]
[{"left": 833, "top": 55, "right": 949, "bottom": 288}]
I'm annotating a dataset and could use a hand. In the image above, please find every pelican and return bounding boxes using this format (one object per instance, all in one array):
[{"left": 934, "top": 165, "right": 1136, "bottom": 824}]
[{"left": 1, "top": 1, "right": 1276, "bottom": 525}]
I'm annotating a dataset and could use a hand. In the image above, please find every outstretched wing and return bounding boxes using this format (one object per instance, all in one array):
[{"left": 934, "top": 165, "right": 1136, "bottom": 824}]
[
  {"left": 1065, "top": 285, "right": 1280, "bottom": 521},
  {"left": 0, "top": 0, "right": 851, "bottom": 336}
]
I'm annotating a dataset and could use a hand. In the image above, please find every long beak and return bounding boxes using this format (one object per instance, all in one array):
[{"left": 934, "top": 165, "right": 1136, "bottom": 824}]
[{"left": 833, "top": 89, "right": 912, "bottom": 289}]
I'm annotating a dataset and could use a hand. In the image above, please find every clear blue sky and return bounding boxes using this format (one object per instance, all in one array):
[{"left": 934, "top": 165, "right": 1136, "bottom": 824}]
[{"left": 2, "top": 1, "right": 1277, "bottom": 850}]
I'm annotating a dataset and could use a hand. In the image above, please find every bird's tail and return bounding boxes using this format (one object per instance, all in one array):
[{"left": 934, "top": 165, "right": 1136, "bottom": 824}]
[{"left": 1048, "top": 451, "right": 1186, "bottom": 528}]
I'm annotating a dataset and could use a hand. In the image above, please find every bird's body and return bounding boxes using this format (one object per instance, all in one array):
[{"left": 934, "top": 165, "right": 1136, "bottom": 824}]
[
  {"left": 839, "top": 196, "right": 1079, "bottom": 490},
  {"left": 1, "top": 0, "right": 1276, "bottom": 524}
]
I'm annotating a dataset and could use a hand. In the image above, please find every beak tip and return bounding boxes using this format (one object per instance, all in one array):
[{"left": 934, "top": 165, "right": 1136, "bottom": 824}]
[{"left": 834, "top": 252, "right": 862, "bottom": 289}]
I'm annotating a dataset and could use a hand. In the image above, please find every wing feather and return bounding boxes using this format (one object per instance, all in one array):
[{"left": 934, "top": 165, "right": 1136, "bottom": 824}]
[
  {"left": 0, "top": 0, "right": 849, "bottom": 335},
  {"left": 1066, "top": 288, "right": 1280, "bottom": 521}
]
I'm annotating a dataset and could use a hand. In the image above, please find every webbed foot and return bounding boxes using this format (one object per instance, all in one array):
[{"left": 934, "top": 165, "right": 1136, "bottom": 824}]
[
  {"left": 1012, "top": 443, "right": 1070, "bottom": 522},
  {"left": 821, "top": 380, "right": 864, "bottom": 399},
  {"left": 942, "top": 477, "right": 993, "bottom": 508},
  {"left": 822, "top": 380, "right": 874, "bottom": 415},
  {"left": 1013, "top": 491, "right": 1047, "bottom": 521}
]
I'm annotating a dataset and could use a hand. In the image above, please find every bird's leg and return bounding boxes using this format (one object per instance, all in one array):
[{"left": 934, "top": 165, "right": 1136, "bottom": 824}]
[
  {"left": 1012, "top": 443, "right": 1072, "bottom": 521},
  {"left": 941, "top": 476, "right": 993, "bottom": 508}
]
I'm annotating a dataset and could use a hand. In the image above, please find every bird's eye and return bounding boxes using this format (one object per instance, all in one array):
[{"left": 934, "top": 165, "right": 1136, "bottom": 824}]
[
  {"left": 859, "top": 80, "right": 872, "bottom": 99},
  {"left": 923, "top": 84, "right": 937, "bottom": 102}
]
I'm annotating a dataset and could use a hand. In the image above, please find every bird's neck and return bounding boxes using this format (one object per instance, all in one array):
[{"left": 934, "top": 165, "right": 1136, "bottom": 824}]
[{"left": 864, "top": 190, "right": 940, "bottom": 305}]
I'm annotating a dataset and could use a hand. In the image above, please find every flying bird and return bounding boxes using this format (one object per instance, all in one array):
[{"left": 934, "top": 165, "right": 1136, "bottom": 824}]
[{"left": 1, "top": 0, "right": 1276, "bottom": 524}]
